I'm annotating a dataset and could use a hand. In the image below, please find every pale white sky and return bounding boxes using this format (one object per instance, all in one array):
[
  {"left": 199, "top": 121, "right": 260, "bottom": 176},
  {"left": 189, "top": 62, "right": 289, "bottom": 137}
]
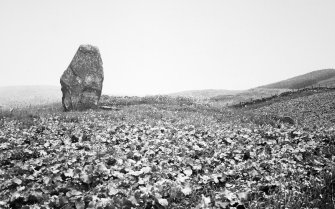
[{"left": 0, "top": 0, "right": 334, "bottom": 95}]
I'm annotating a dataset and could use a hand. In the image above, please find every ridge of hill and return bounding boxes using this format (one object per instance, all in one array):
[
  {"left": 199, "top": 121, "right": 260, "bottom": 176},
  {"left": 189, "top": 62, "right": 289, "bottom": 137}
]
[
  {"left": 232, "top": 86, "right": 335, "bottom": 109},
  {"left": 259, "top": 69, "right": 335, "bottom": 89},
  {"left": 210, "top": 88, "right": 290, "bottom": 106},
  {"left": 168, "top": 89, "right": 243, "bottom": 99},
  {"left": 168, "top": 69, "right": 335, "bottom": 100}
]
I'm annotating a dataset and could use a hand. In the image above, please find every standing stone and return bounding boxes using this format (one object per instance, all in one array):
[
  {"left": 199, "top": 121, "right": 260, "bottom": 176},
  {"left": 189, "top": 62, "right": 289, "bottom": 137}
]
[{"left": 60, "top": 45, "right": 104, "bottom": 111}]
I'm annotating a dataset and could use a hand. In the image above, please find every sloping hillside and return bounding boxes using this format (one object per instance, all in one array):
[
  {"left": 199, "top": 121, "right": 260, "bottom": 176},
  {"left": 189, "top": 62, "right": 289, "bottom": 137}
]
[
  {"left": 259, "top": 69, "right": 335, "bottom": 89},
  {"left": 0, "top": 85, "right": 61, "bottom": 107},
  {"left": 168, "top": 89, "right": 243, "bottom": 99},
  {"left": 210, "top": 88, "right": 290, "bottom": 106},
  {"left": 251, "top": 89, "right": 335, "bottom": 128},
  {"left": 315, "top": 76, "right": 335, "bottom": 87}
]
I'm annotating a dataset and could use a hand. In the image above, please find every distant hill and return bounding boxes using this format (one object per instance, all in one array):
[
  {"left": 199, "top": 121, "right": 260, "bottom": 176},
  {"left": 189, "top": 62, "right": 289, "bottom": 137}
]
[
  {"left": 259, "top": 69, "right": 335, "bottom": 89},
  {"left": 210, "top": 88, "right": 290, "bottom": 106},
  {"left": 315, "top": 76, "right": 335, "bottom": 87},
  {"left": 0, "top": 85, "right": 61, "bottom": 107},
  {"left": 168, "top": 89, "right": 243, "bottom": 99}
]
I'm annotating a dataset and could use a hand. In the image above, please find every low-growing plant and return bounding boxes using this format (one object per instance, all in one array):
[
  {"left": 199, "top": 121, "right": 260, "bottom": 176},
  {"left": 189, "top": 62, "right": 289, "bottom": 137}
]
[
  {"left": 249, "top": 169, "right": 335, "bottom": 209},
  {"left": 59, "top": 114, "right": 80, "bottom": 123},
  {"left": 0, "top": 108, "right": 39, "bottom": 129},
  {"left": 100, "top": 95, "right": 198, "bottom": 107},
  {"left": 1, "top": 91, "right": 335, "bottom": 209},
  {"left": 240, "top": 112, "right": 280, "bottom": 127}
]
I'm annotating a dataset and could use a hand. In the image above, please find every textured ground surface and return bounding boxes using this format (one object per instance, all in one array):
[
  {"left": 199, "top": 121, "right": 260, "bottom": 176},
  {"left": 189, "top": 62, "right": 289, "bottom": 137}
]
[{"left": 0, "top": 93, "right": 334, "bottom": 209}]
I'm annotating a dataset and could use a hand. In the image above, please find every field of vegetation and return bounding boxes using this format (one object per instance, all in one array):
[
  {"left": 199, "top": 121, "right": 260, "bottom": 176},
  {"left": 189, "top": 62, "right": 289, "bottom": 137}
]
[{"left": 0, "top": 90, "right": 335, "bottom": 209}]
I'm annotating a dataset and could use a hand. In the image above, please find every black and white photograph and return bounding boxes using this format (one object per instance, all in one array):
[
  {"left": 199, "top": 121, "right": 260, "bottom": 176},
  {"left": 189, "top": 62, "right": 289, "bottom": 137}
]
[{"left": 0, "top": 0, "right": 335, "bottom": 208}]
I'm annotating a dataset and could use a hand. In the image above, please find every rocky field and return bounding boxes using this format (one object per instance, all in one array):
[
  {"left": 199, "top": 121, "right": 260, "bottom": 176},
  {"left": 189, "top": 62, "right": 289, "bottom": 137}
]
[{"left": 0, "top": 92, "right": 334, "bottom": 209}]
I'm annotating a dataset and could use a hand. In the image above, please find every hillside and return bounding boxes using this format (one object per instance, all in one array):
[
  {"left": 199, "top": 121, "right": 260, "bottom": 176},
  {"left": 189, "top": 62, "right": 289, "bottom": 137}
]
[
  {"left": 169, "top": 69, "right": 335, "bottom": 103},
  {"left": 168, "top": 89, "right": 243, "bottom": 99},
  {"left": 0, "top": 85, "right": 61, "bottom": 108},
  {"left": 315, "top": 75, "right": 335, "bottom": 87},
  {"left": 259, "top": 69, "right": 335, "bottom": 89},
  {"left": 210, "top": 88, "right": 290, "bottom": 106},
  {"left": 249, "top": 89, "right": 335, "bottom": 128}
]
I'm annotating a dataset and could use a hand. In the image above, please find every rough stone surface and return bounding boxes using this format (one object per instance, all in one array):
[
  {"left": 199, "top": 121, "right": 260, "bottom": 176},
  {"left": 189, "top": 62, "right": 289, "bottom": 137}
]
[
  {"left": 280, "top": 116, "right": 295, "bottom": 125},
  {"left": 60, "top": 45, "right": 104, "bottom": 111}
]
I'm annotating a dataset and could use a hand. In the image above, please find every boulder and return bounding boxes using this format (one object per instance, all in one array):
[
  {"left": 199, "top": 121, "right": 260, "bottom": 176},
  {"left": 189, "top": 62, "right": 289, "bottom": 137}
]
[
  {"left": 280, "top": 116, "right": 295, "bottom": 125},
  {"left": 60, "top": 45, "right": 104, "bottom": 111}
]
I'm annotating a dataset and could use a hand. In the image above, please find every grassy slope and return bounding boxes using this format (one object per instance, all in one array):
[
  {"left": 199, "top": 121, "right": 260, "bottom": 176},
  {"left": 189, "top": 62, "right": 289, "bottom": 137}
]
[
  {"left": 316, "top": 76, "right": 335, "bottom": 87},
  {"left": 259, "top": 69, "right": 335, "bottom": 89},
  {"left": 169, "top": 69, "right": 335, "bottom": 103},
  {"left": 168, "top": 89, "right": 243, "bottom": 99},
  {"left": 248, "top": 89, "right": 335, "bottom": 128},
  {"left": 210, "top": 88, "right": 290, "bottom": 106},
  {"left": 0, "top": 93, "right": 334, "bottom": 209}
]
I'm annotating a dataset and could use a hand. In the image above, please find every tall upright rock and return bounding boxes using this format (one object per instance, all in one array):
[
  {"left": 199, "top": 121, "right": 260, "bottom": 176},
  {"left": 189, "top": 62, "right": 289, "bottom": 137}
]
[{"left": 60, "top": 45, "right": 104, "bottom": 111}]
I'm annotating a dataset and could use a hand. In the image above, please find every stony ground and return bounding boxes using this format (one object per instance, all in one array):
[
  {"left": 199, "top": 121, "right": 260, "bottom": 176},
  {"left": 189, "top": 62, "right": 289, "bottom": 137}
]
[{"left": 0, "top": 93, "right": 335, "bottom": 209}]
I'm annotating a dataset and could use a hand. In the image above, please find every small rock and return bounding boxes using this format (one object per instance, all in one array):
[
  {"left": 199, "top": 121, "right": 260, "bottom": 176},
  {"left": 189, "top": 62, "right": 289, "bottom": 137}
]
[{"left": 280, "top": 116, "right": 295, "bottom": 125}]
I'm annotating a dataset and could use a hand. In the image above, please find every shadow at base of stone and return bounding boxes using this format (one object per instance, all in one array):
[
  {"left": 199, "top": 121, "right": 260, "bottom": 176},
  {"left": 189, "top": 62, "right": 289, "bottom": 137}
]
[{"left": 99, "top": 105, "right": 122, "bottom": 111}]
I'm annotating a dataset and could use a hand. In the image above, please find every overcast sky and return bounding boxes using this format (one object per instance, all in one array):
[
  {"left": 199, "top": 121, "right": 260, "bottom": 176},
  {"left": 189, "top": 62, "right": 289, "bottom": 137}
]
[{"left": 0, "top": 0, "right": 335, "bottom": 95}]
